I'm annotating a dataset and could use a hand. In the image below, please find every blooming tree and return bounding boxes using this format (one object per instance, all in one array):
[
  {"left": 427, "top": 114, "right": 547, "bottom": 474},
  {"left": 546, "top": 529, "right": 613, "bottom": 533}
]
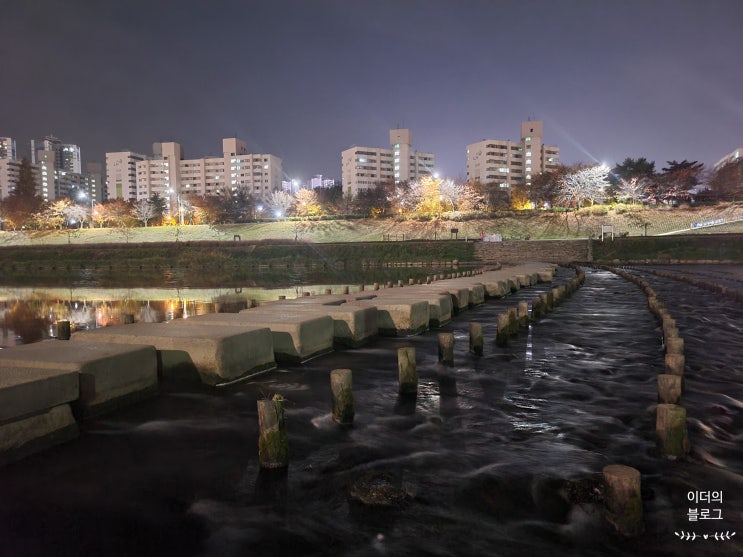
[
  {"left": 557, "top": 165, "right": 610, "bottom": 208},
  {"left": 267, "top": 190, "right": 294, "bottom": 218}
]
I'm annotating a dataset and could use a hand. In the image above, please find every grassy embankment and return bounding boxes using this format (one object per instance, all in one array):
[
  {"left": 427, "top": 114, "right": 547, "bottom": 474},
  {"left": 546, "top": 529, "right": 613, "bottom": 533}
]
[{"left": 1, "top": 203, "right": 742, "bottom": 247}]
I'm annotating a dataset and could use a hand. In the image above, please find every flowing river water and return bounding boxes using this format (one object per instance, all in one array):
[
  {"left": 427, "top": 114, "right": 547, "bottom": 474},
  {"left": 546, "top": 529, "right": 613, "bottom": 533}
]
[{"left": 0, "top": 267, "right": 741, "bottom": 557}]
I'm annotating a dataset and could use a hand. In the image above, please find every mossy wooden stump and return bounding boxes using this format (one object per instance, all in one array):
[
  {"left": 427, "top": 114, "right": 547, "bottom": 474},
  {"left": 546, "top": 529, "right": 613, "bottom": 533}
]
[
  {"left": 517, "top": 301, "right": 529, "bottom": 327},
  {"left": 56, "top": 320, "right": 71, "bottom": 340},
  {"left": 531, "top": 297, "right": 543, "bottom": 320},
  {"left": 665, "top": 337, "right": 684, "bottom": 355},
  {"left": 438, "top": 333, "right": 455, "bottom": 365},
  {"left": 469, "top": 322, "right": 483, "bottom": 356},
  {"left": 495, "top": 313, "right": 509, "bottom": 347},
  {"left": 657, "top": 374, "right": 682, "bottom": 404},
  {"left": 257, "top": 395, "right": 288, "bottom": 469},
  {"left": 656, "top": 403, "right": 690, "bottom": 459},
  {"left": 330, "top": 369, "right": 354, "bottom": 426},
  {"left": 664, "top": 353, "right": 685, "bottom": 376},
  {"left": 603, "top": 464, "right": 644, "bottom": 537},
  {"left": 397, "top": 347, "right": 418, "bottom": 395},
  {"left": 507, "top": 307, "right": 518, "bottom": 336}
]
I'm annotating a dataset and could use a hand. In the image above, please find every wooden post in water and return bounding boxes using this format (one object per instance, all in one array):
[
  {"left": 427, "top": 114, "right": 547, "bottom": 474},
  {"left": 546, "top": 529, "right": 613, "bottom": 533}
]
[
  {"left": 257, "top": 395, "right": 288, "bottom": 469},
  {"left": 469, "top": 323, "right": 483, "bottom": 356},
  {"left": 57, "top": 320, "right": 71, "bottom": 340},
  {"left": 397, "top": 347, "right": 418, "bottom": 394},
  {"left": 603, "top": 464, "right": 644, "bottom": 537},
  {"left": 656, "top": 403, "right": 690, "bottom": 459},
  {"left": 507, "top": 307, "right": 518, "bottom": 336},
  {"left": 438, "top": 332, "right": 455, "bottom": 365},
  {"left": 531, "top": 297, "right": 542, "bottom": 320},
  {"left": 665, "top": 337, "right": 684, "bottom": 354},
  {"left": 664, "top": 353, "right": 685, "bottom": 376},
  {"left": 517, "top": 301, "right": 529, "bottom": 327},
  {"left": 657, "top": 374, "right": 682, "bottom": 404},
  {"left": 358, "top": 284, "right": 365, "bottom": 292},
  {"left": 373, "top": 282, "right": 380, "bottom": 291},
  {"left": 496, "top": 313, "right": 509, "bottom": 347},
  {"left": 330, "top": 369, "right": 354, "bottom": 426}
]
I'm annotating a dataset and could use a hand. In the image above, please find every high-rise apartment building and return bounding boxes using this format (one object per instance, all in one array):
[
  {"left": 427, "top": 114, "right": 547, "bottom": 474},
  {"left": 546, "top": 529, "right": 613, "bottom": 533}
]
[
  {"left": 341, "top": 129, "right": 435, "bottom": 196},
  {"left": 106, "top": 151, "right": 147, "bottom": 201},
  {"left": 133, "top": 138, "right": 282, "bottom": 214},
  {"left": 0, "top": 137, "right": 16, "bottom": 160},
  {"left": 466, "top": 120, "right": 560, "bottom": 191},
  {"left": 31, "top": 135, "right": 82, "bottom": 174}
]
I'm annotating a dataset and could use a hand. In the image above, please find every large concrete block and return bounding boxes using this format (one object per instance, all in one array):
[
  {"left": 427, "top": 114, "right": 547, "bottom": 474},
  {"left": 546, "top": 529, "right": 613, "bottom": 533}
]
[
  {"left": 0, "top": 341, "right": 157, "bottom": 416},
  {"left": 442, "top": 287, "right": 470, "bottom": 314},
  {"left": 73, "top": 323, "right": 273, "bottom": 386},
  {"left": 0, "top": 404, "right": 78, "bottom": 466},
  {"left": 0, "top": 366, "right": 79, "bottom": 422},
  {"left": 252, "top": 303, "right": 377, "bottom": 347},
  {"left": 377, "top": 291, "right": 451, "bottom": 328},
  {"left": 192, "top": 311, "right": 334, "bottom": 364},
  {"left": 355, "top": 299, "right": 429, "bottom": 336}
]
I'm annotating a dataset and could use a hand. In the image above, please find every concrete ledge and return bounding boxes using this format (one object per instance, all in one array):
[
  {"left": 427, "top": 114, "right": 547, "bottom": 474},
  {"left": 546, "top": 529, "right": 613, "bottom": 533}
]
[
  {"left": 377, "top": 291, "right": 452, "bottom": 328},
  {"left": 73, "top": 323, "right": 273, "bottom": 386},
  {"left": 355, "top": 299, "right": 429, "bottom": 336},
  {"left": 0, "top": 366, "right": 79, "bottom": 423},
  {"left": 196, "top": 311, "right": 334, "bottom": 364},
  {"left": 0, "top": 404, "right": 78, "bottom": 466},
  {"left": 0, "top": 341, "right": 158, "bottom": 417},
  {"left": 442, "top": 287, "right": 470, "bottom": 313}
]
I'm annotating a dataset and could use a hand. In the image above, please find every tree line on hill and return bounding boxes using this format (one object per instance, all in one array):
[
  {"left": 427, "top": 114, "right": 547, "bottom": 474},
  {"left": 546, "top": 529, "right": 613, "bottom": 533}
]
[{"left": 0, "top": 156, "right": 741, "bottom": 231}]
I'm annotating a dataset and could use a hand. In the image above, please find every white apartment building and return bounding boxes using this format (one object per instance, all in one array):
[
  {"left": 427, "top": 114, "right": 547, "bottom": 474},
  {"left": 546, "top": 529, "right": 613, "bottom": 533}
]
[
  {"left": 466, "top": 120, "right": 560, "bottom": 191},
  {"left": 0, "top": 137, "right": 16, "bottom": 161},
  {"left": 341, "top": 129, "right": 435, "bottom": 196},
  {"left": 0, "top": 159, "right": 23, "bottom": 198},
  {"left": 31, "top": 135, "right": 82, "bottom": 174},
  {"left": 134, "top": 138, "right": 282, "bottom": 212},
  {"left": 106, "top": 151, "right": 147, "bottom": 201}
]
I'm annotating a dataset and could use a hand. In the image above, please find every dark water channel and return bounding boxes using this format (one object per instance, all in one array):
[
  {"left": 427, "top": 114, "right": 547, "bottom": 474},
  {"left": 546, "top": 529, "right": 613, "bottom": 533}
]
[{"left": 1, "top": 268, "right": 741, "bottom": 556}]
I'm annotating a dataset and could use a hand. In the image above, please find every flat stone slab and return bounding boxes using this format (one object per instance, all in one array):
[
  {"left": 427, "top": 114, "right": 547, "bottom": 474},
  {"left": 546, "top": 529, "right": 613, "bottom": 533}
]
[
  {"left": 248, "top": 303, "right": 377, "bottom": 348},
  {"left": 0, "top": 341, "right": 157, "bottom": 416},
  {"left": 73, "top": 323, "right": 273, "bottom": 386},
  {"left": 0, "top": 404, "right": 78, "bottom": 466},
  {"left": 373, "top": 291, "right": 452, "bottom": 328},
  {"left": 0, "top": 366, "right": 79, "bottom": 422},
  {"left": 354, "top": 299, "right": 429, "bottom": 337},
  {"left": 189, "top": 312, "right": 334, "bottom": 364}
]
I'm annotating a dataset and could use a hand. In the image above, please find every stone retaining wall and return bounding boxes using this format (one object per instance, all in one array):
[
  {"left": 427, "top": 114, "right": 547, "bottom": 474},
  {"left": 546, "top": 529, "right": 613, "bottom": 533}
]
[{"left": 475, "top": 239, "right": 591, "bottom": 263}]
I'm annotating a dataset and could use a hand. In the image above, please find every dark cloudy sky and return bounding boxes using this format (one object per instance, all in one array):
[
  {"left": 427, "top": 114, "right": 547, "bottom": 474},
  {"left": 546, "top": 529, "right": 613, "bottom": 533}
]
[{"left": 2, "top": 0, "right": 742, "bottom": 181}]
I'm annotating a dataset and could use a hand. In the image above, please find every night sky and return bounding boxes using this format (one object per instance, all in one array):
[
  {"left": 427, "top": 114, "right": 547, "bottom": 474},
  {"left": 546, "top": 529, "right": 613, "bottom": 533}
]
[{"left": 2, "top": 0, "right": 742, "bottom": 181}]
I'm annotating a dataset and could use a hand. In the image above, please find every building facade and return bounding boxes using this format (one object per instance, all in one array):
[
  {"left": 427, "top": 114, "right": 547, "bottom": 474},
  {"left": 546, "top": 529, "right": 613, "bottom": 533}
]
[
  {"left": 31, "top": 135, "right": 82, "bottom": 174},
  {"left": 341, "top": 129, "right": 435, "bottom": 196},
  {"left": 0, "top": 137, "right": 16, "bottom": 161},
  {"left": 133, "top": 138, "right": 282, "bottom": 215},
  {"left": 466, "top": 120, "right": 560, "bottom": 192},
  {"left": 106, "top": 151, "right": 147, "bottom": 201}
]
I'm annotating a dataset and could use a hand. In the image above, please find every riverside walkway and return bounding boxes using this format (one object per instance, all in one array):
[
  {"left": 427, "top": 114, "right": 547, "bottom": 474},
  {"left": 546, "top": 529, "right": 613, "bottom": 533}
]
[{"left": 0, "top": 262, "right": 557, "bottom": 465}]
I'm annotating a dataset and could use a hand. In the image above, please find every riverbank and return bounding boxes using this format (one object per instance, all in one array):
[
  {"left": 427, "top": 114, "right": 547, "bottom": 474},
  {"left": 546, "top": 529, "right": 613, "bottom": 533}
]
[{"left": 1, "top": 203, "right": 742, "bottom": 246}]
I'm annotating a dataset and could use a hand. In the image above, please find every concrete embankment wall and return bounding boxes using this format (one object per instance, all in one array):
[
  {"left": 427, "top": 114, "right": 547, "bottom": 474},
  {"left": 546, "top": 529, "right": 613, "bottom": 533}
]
[
  {"left": 475, "top": 239, "right": 591, "bottom": 264},
  {"left": 591, "top": 233, "right": 743, "bottom": 263}
]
